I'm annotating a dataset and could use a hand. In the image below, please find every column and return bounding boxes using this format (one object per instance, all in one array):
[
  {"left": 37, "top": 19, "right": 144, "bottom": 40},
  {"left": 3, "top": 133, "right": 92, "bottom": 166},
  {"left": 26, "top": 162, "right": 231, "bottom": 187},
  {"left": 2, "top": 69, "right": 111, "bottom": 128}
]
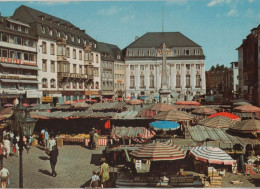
[
  {"left": 201, "top": 64, "right": 206, "bottom": 93},
  {"left": 156, "top": 64, "right": 160, "bottom": 90},
  {"left": 181, "top": 64, "right": 186, "bottom": 90},
  {"left": 135, "top": 65, "right": 140, "bottom": 90},
  {"left": 191, "top": 64, "right": 195, "bottom": 90},
  {"left": 145, "top": 64, "right": 149, "bottom": 90},
  {"left": 125, "top": 65, "right": 130, "bottom": 90},
  {"left": 170, "top": 64, "right": 175, "bottom": 90}
]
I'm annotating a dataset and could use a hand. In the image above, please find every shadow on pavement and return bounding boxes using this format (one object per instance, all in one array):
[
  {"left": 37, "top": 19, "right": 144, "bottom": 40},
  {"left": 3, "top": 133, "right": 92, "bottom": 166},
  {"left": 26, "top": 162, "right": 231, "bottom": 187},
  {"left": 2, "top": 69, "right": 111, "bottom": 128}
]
[
  {"left": 90, "top": 154, "right": 103, "bottom": 165},
  {"left": 80, "top": 178, "right": 91, "bottom": 188},
  {"left": 39, "top": 156, "right": 50, "bottom": 161},
  {"left": 248, "top": 178, "right": 260, "bottom": 187},
  {"left": 38, "top": 169, "right": 52, "bottom": 176},
  {"left": 36, "top": 146, "right": 46, "bottom": 151}
]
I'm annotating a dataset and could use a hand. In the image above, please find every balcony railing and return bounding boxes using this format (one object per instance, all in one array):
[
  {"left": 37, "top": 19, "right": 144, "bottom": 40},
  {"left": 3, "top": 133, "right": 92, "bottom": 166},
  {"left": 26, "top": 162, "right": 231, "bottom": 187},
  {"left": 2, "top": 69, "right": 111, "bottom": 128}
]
[{"left": 57, "top": 72, "right": 89, "bottom": 79}]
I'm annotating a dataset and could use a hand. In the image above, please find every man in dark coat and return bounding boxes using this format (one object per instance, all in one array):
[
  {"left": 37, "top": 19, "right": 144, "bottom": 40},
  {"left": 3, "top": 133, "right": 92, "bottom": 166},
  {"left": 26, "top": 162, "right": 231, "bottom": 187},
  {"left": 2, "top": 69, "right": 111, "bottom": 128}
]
[{"left": 49, "top": 145, "right": 59, "bottom": 177}]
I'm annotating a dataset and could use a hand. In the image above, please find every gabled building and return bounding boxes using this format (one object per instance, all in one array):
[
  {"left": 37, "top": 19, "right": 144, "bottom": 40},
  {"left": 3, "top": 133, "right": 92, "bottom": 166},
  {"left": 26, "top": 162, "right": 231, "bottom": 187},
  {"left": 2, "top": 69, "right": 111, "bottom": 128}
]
[
  {"left": 0, "top": 14, "right": 40, "bottom": 106},
  {"left": 97, "top": 42, "right": 124, "bottom": 100},
  {"left": 236, "top": 25, "right": 260, "bottom": 106},
  {"left": 12, "top": 5, "right": 100, "bottom": 105},
  {"left": 123, "top": 32, "right": 206, "bottom": 101}
]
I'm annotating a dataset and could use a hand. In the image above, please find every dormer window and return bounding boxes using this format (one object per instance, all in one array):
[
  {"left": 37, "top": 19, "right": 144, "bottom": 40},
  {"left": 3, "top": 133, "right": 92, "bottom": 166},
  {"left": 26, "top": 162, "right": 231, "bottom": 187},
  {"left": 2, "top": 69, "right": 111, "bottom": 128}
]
[
  {"left": 57, "top": 22, "right": 60, "bottom": 26},
  {"left": 78, "top": 38, "right": 81, "bottom": 43},
  {"left": 57, "top": 31, "right": 61, "bottom": 37},
  {"left": 148, "top": 50, "right": 153, "bottom": 56},
  {"left": 71, "top": 35, "right": 75, "bottom": 42},
  {"left": 84, "top": 40, "right": 87, "bottom": 45},
  {"left": 138, "top": 50, "right": 144, "bottom": 56},
  {"left": 65, "top": 34, "right": 68, "bottom": 39},
  {"left": 94, "top": 43, "right": 97, "bottom": 48},
  {"left": 184, "top": 49, "right": 190, "bottom": 55},
  {"left": 49, "top": 29, "right": 53, "bottom": 36},
  {"left": 41, "top": 25, "right": 45, "bottom": 33},
  {"left": 117, "top": 54, "right": 121, "bottom": 59},
  {"left": 194, "top": 49, "right": 200, "bottom": 55},
  {"left": 40, "top": 16, "right": 44, "bottom": 21}
]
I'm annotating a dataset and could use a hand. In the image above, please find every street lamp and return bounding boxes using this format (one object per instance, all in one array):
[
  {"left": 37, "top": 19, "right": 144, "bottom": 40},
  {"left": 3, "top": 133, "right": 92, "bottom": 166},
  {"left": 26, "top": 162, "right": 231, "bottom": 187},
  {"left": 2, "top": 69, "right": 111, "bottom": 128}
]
[{"left": 8, "top": 97, "right": 36, "bottom": 188}]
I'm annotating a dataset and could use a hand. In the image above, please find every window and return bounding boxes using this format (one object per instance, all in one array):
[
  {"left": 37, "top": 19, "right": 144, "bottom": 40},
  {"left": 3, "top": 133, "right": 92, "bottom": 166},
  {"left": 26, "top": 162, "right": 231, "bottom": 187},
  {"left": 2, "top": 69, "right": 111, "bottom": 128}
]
[
  {"left": 94, "top": 67, "right": 99, "bottom": 77},
  {"left": 138, "top": 50, "right": 144, "bottom": 56},
  {"left": 79, "top": 50, "right": 82, "bottom": 60},
  {"left": 41, "top": 26, "right": 45, "bottom": 33},
  {"left": 96, "top": 54, "right": 99, "bottom": 63},
  {"left": 58, "top": 63, "right": 61, "bottom": 72},
  {"left": 42, "top": 41, "right": 47, "bottom": 54},
  {"left": 195, "top": 49, "right": 200, "bottom": 55},
  {"left": 58, "top": 45, "right": 63, "bottom": 56},
  {"left": 73, "top": 49, "right": 76, "bottom": 59},
  {"left": 72, "top": 81, "right": 77, "bottom": 89},
  {"left": 23, "top": 38, "right": 29, "bottom": 46},
  {"left": 117, "top": 54, "right": 121, "bottom": 59},
  {"left": 84, "top": 52, "right": 89, "bottom": 60},
  {"left": 186, "top": 75, "right": 191, "bottom": 87},
  {"left": 196, "top": 64, "right": 201, "bottom": 70},
  {"left": 42, "top": 78, "right": 48, "bottom": 88},
  {"left": 79, "top": 81, "right": 83, "bottom": 89},
  {"left": 42, "top": 60, "right": 47, "bottom": 72},
  {"left": 50, "top": 79, "right": 56, "bottom": 88},
  {"left": 16, "top": 52, "right": 22, "bottom": 59},
  {"left": 96, "top": 82, "right": 99, "bottom": 89},
  {"left": 50, "top": 43, "right": 55, "bottom": 55},
  {"left": 1, "top": 49, "right": 8, "bottom": 57},
  {"left": 148, "top": 50, "right": 153, "bottom": 56},
  {"left": 73, "top": 64, "right": 76, "bottom": 73},
  {"left": 57, "top": 31, "right": 61, "bottom": 37},
  {"left": 71, "top": 35, "right": 74, "bottom": 42},
  {"left": 66, "top": 47, "right": 70, "bottom": 57},
  {"left": 140, "top": 65, "right": 144, "bottom": 71},
  {"left": 176, "top": 64, "right": 180, "bottom": 70},
  {"left": 16, "top": 37, "right": 22, "bottom": 45},
  {"left": 150, "top": 74, "right": 154, "bottom": 88},
  {"left": 196, "top": 75, "right": 201, "bottom": 87},
  {"left": 79, "top": 65, "right": 82, "bottom": 74},
  {"left": 130, "top": 65, "right": 134, "bottom": 70},
  {"left": 173, "top": 50, "right": 180, "bottom": 55},
  {"left": 130, "top": 75, "right": 135, "bottom": 88},
  {"left": 1, "top": 33, "right": 8, "bottom": 42},
  {"left": 150, "top": 65, "right": 154, "bottom": 70},
  {"left": 140, "top": 75, "right": 145, "bottom": 88},
  {"left": 51, "top": 61, "right": 55, "bottom": 73},
  {"left": 78, "top": 38, "right": 81, "bottom": 44},
  {"left": 176, "top": 75, "right": 181, "bottom": 87},
  {"left": 185, "top": 49, "right": 190, "bottom": 55},
  {"left": 128, "top": 50, "right": 134, "bottom": 56},
  {"left": 186, "top": 64, "right": 190, "bottom": 70},
  {"left": 24, "top": 53, "right": 29, "bottom": 60},
  {"left": 9, "top": 35, "right": 14, "bottom": 44},
  {"left": 9, "top": 51, "right": 15, "bottom": 58},
  {"left": 49, "top": 29, "right": 53, "bottom": 36},
  {"left": 66, "top": 81, "right": 70, "bottom": 89},
  {"left": 29, "top": 54, "right": 36, "bottom": 61}
]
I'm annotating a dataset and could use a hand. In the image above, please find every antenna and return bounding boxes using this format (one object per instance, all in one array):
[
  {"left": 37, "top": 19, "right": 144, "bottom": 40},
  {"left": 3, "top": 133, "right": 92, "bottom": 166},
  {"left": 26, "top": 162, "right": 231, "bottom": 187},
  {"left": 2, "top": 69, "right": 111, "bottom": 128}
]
[{"left": 162, "top": 7, "right": 164, "bottom": 32}]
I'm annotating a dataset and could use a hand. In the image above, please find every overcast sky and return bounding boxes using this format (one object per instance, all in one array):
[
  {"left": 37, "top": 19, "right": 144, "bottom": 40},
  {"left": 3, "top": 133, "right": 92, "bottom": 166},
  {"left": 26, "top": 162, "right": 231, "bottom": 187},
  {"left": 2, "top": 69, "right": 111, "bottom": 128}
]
[{"left": 0, "top": 0, "right": 259, "bottom": 70}]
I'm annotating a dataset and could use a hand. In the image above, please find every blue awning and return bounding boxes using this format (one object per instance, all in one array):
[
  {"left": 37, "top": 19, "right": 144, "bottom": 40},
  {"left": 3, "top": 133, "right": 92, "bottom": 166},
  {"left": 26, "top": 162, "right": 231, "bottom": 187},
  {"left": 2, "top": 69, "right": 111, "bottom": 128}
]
[{"left": 139, "top": 96, "right": 148, "bottom": 100}]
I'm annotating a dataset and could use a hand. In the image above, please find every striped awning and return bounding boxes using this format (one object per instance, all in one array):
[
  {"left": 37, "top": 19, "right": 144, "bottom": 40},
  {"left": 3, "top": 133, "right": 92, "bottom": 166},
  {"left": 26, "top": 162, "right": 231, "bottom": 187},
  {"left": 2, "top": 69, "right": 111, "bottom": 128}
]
[
  {"left": 190, "top": 146, "right": 235, "bottom": 165},
  {"left": 198, "top": 116, "right": 235, "bottom": 129},
  {"left": 130, "top": 142, "right": 186, "bottom": 161}
]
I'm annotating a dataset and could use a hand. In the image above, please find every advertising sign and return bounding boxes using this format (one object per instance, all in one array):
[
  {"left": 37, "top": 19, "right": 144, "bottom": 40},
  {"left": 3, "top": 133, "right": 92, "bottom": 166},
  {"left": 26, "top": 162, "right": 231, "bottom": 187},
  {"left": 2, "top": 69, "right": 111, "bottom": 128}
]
[
  {"left": 42, "top": 96, "right": 53, "bottom": 102},
  {"left": 26, "top": 91, "right": 43, "bottom": 98}
]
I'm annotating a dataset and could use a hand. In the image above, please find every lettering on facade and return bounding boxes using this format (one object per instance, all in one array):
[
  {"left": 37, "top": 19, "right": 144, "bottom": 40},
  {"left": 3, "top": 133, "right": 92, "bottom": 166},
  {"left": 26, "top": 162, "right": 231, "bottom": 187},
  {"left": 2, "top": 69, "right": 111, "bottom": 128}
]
[
  {"left": 42, "top": 96, "right": 53, "bottom": 102},
  {"left": 0, "top": 57, "right": 36, "bottom": 66}
]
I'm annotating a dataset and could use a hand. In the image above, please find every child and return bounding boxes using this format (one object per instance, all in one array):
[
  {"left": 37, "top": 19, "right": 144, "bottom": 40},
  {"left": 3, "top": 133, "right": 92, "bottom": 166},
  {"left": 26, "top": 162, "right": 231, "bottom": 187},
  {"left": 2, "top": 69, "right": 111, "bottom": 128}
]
[{"left": 90, "top": 170, "right": 99, "bottom": 188}]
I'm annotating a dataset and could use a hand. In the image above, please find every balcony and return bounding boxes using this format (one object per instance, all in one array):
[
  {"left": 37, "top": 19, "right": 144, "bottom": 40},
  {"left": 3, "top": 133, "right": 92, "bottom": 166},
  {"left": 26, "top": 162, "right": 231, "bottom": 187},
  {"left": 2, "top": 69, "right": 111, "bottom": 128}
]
[
  {"left": 57, "top": 72, "right": 88, "bottom": 80},
  {"left": 84, "top": 59, "right": 93, "bottom": 65}
]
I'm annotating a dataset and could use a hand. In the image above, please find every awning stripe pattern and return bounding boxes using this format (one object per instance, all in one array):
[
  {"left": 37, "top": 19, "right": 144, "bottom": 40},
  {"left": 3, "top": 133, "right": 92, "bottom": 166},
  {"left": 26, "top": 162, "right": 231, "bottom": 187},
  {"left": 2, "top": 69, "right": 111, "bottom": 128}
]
[{"left": 190, "top": 146, "right": 234, "bottom": 165}]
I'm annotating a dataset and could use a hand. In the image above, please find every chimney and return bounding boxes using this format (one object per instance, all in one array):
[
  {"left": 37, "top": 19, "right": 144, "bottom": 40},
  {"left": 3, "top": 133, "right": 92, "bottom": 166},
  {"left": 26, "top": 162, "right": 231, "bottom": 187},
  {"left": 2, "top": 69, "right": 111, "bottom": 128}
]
[{"left": 135, "top": 36, "right": 139, "bottom": 41}]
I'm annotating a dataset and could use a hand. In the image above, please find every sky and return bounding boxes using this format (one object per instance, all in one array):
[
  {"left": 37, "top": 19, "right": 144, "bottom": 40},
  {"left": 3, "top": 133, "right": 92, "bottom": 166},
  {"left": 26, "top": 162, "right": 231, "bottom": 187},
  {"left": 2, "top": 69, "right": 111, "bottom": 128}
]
[{"left": 0, "top": 0, "right": 259, "bottom": 71}]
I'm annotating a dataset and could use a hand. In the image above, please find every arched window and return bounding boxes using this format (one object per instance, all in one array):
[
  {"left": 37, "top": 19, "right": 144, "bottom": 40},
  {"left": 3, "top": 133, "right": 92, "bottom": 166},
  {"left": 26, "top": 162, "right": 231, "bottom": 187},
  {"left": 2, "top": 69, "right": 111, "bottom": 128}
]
[
  {"left": 79, "top": 81, "right": 83, "bottom": 89},
  {"left": 96, "top": 82, "right": 99, "bottom": 89},
  {"left": 66, "top": 81, "right": 70, "bottom": 89},
  {"left": 42, "top": 78, "right": 48, "bottom": 88},
  {"left": 91, "top": 81, "right": 94, "bottom": 89},
  {"left": 196, "top": 75, "right": 201, "bottom": 87},
  {"left": 72, "top": 81, "right": 77, "bottom": 89},
  {"left": 50, "top": 79, "right": 56, "bottom": 88}
]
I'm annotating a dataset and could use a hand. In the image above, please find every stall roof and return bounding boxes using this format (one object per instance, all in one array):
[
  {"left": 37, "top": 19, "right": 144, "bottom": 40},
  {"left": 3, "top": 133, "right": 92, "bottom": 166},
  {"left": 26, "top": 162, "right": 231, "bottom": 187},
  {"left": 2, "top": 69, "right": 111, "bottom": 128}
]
[
  {"left": 187, "top": 125, "right": 260, "bottom": 148},
  {"left": 115, "top": 111, "right": 139, "bottom": 119},
  {"left": 89, "top": 102, "right": 126, "bottom": 111},
  {"left": 173, "top": 105, "right": 199, "bottom": 109},
  {"left": 233, "top": 112, "right": 255, "bottom": 119}
]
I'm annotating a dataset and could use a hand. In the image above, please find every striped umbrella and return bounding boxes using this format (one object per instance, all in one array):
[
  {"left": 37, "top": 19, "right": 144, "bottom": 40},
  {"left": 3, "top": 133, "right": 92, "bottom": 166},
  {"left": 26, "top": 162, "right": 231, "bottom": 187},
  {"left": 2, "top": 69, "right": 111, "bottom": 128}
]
[
  {"left": 130, "top": 142, "right": 186, "bottom": 161},
  {"left": 190, "top": 146, "right": 234, "bottom": 165},
  {"left": 198, "top": 116, "right": 234, "bottom": 128},
  {"left": 234, "top": 105, "right": 260, "bottom": 113},
  {"left": 192, "top": 107, "right": 217, "bottom": 115},
  {"left": 208, "top": 112, "right": 241, "bottom": 122},
  {"left": 154, "top": 110, "right": 193, "bottom": 122},
  {"left": 128, "top": 99, "right": 143, "bottom": 105},
  {"left": 229, "top": 119, "right": 260, "bottom": 133},
  {"left": 150, "top": 121, "right": 180, "bottom": 131},
  {"left": 150, "top": 103, "right": 177, "bottom": 112}
]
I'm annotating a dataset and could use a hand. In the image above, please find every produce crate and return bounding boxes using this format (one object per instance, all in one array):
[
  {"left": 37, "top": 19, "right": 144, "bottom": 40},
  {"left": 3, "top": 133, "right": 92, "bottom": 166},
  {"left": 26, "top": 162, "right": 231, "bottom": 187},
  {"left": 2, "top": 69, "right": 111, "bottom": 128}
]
[{"left": 56, "top": 138, "right": 63, "bottom": 147}]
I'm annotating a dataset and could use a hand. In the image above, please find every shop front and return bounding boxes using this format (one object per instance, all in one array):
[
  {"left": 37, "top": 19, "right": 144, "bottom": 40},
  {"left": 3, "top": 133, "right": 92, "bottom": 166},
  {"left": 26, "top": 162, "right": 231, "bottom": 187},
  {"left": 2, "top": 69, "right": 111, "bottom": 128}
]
[
  {"left": 26, "top": 90, "right": 42, "bottom": 105},
  {"left": 85, "top": 90, "right": 101, "bottom": 102},
  {"left": 62, "top": 91, "right": 86, "bottom": 103}
]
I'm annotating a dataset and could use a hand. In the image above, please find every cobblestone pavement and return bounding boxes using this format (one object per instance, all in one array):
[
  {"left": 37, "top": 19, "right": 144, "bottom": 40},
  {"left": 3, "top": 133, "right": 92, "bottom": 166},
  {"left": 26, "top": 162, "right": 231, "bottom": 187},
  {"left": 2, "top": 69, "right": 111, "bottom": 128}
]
[{"left": 4, "top": 145, "right": 108, "bottom": 188}]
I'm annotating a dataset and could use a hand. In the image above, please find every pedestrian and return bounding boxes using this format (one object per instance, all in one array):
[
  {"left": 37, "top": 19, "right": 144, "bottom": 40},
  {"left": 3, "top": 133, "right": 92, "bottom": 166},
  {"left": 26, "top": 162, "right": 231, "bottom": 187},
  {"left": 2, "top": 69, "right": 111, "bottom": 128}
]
[
  {"left": 48, "top": 135, "right": 56, "bottom": 151},
  {"left": 40, "top": 129, "right": 45, "bottom": 146},
  {"left": 93, "top": 130, "right": 99, "bottom": 150},
  {"left": 99, "top": 158, "right": 109, "bottom": 188},
  {"left": 49, "top": 145, "right": 59, "bottom": 177},
  {"left": 9, "top": 131, "right": 14, "bottom": 147},
  {"left": 90, "top": 170, "right": 100, "bottom": 188},
  {"left": 0, "top": 142, "right": 4, "bottom": 165},
  {"left": 14, "top": 136, "right": 19, "bottom": 156},
  {"left": 89, "top": 128, "right": 95, "bottom": 149},
  {"left": 0, "top": 164, "right": 9, "bottom": 188},
  {"left": 3, "top": 138, "right": 10, "bottom": 159},
  {"left": 2, "top": 129, "right": 7, "bottom": 139},
  {"left": 44, "top": 129, "right": 49, "bottom": 149}
]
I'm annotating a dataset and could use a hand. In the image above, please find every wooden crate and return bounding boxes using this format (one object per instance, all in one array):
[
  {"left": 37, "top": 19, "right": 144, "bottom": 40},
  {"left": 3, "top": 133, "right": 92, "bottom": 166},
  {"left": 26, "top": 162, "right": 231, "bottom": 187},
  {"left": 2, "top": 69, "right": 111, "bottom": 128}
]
[{"left": 56, "top": 138, "right": 63, "bottom": 147}]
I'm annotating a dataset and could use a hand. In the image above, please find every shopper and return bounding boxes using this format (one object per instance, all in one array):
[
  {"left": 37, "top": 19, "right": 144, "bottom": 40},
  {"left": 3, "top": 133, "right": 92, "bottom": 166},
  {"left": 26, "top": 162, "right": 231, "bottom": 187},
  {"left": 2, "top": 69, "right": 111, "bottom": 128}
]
[
  {"left": 99, "top": 158, "right": 109, "bottom": 188},
  {"left": 0, "top": 164, "right": 9, "bottom": 188},
  {"left": 3, "top": 138, "right": 10, "bottom": 159},
  {"left": 49, "top": 145, "right": 59, "bottom": 177},
  {"left": 0, "top": 142, "right": 4, "bottom": 165},
  {"left": 90, "top": 170, "right": 100, "bottom": 188}
]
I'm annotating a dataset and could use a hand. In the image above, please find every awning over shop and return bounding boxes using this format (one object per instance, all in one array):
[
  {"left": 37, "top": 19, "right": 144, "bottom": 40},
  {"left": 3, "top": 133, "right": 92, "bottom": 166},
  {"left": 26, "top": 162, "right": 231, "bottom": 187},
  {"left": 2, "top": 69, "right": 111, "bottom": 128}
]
[
  {"left": 0, "top": 79, "right": 20, "bottom": 83},
  {"left": 0, "top": 63, "right": 39, "bottom": 70},
  {"left": 19, "top": 80, "right": 39, "bottom": 84}
]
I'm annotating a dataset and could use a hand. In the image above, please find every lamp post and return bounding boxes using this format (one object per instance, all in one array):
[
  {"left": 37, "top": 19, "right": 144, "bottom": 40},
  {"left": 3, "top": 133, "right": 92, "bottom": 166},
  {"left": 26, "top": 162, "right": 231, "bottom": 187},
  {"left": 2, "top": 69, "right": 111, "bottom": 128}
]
[{"left": 8, "top": 97, "right": 36, "bottom": 188}]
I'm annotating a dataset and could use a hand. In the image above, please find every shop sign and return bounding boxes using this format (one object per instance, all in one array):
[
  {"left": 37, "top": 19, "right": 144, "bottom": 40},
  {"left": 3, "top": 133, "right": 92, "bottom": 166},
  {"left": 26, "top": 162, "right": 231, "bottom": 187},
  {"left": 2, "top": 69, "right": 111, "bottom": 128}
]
[
  {"left": 85, "top": 90, "right": 100, "bottom": 95},
  {"left": 0, "top": 57, "right": 36, "bottom": 66},
  {"left": 42, "top": 96, "right": 53, "bottom": 102},
  {"left": 49, "top": 94, "right": 62, "bottom": 98},
  {"left": 27, "top": 91, "right": 42, "bottom": 98}
]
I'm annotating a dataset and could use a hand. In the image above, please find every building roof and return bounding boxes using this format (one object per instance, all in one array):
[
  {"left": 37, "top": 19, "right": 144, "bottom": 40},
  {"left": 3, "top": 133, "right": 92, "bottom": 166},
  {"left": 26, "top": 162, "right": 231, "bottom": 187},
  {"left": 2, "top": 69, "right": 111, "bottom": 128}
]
[
  {"left": 97, "top": 42, "right": 124, "bottom": 62},
  {"left": 12, "top": 5, "right": 96, "bottom": 48},
  {"left": 125, "top": 32, "right": 201, "bottom": 49}
]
